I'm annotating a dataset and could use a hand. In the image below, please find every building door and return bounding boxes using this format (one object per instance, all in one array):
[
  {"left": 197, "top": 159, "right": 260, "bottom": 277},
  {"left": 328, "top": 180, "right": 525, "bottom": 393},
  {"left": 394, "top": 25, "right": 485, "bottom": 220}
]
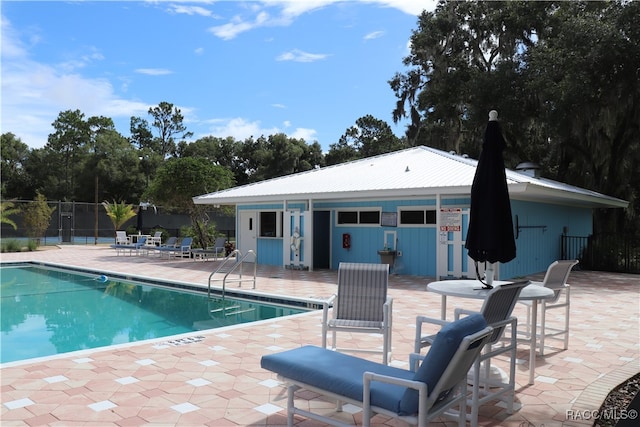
[
  {"left": 313, "top": 211, "right": 331, "bottom": 269},
  {"left": 238, "top": 210, "right": 257, "bottom": 257},
  {"left": 437, "top": 208, "right": 483, "bottom": 279}
]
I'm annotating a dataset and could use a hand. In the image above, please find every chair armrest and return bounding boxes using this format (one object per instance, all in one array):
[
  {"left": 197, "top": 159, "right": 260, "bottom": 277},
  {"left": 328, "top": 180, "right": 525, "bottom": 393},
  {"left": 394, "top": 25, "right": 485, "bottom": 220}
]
[
  {"left": 415, "top": 315, "right": 449, "bottom": 328},
  {"left": 453, "top": 308, "right": 482, "bottom": 320},
  {"left": 415, "top": 315, "right": 450, "bottom": 353},
  {"left": 321, "top": 294, "right": 337, "bottom": 348},
  {"left": 409, "top": 352, "right": 425, "bottom": 372},
  {"left": 363, "top": 371, "right": 428, "bottom": 418}
]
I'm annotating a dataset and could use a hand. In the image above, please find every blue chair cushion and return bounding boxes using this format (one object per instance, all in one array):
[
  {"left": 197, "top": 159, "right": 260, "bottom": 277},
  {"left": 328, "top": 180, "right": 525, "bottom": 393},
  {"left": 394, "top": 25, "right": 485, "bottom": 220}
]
[
  {"left": 398, "top": 313, "right": 487, "bottom": 414},
  {"left": 261, "top": 345, "right": 412, "bottom": 414}
]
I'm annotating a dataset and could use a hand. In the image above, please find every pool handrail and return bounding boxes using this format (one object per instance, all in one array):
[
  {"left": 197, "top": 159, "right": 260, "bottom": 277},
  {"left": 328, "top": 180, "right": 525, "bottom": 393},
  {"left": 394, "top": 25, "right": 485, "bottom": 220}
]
[{"left": 207, "top": 249, "right": 257, "bottom": 300}]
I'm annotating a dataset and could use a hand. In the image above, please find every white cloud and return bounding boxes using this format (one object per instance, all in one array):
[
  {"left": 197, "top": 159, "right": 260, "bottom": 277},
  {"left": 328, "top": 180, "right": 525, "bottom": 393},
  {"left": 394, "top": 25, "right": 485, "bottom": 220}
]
[
  {"left": 168, "top": 4, "right": 215, "bottom": 17},
  {"left": 135, "top": 68, "right": 173, "bottom": 75},
  {"left": 364, "top": 30, "right": 384, "bottom": 40},
  {"left": 204, "top": 117, "right": 280, "bottom": 141},
  {"left": 289, "top": 127, "right": 317, "bottom": 142},
  {"left": 276, "top": 49, "right": 328, "bottom": 63},
  {"left": 0, "top": 17, "right": 150, "bottom": 148},
  {"left": 206, "top": 0, "right": 436, "bottom": 42},
  {"left": 366, "top": 0, "right": 437, "bottom": 16},
  {"left": 202, "top": 117, "right": 317, "bottom": 143}
]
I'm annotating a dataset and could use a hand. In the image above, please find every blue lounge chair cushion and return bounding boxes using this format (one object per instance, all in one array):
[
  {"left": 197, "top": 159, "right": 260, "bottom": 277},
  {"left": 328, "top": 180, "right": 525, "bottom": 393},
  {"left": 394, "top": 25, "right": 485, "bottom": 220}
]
[
  {"left": 260, "top": 313, "right": 486, "bottom": 416},
  {"left": 261, "top": 345, "right": 412, "bottom": 414},
  {"left": 399, "top": 313, "right": 487, "bottom": 414}
]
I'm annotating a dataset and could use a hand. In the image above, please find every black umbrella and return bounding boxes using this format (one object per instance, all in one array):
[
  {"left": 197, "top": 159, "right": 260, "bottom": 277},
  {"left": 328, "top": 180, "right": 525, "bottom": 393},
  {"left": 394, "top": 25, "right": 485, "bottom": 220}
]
[
  {"left": 465, "top": 110, "right": 516, "bottom": 288},
  {"left": 136, "top": 205, "right": 143, "bottom": 233}
]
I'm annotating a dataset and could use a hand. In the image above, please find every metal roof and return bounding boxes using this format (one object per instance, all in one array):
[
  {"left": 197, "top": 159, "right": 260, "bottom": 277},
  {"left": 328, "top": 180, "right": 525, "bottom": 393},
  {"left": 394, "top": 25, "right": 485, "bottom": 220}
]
[{"left": 193, "top": 146, "right": 628, "bottom": 209}]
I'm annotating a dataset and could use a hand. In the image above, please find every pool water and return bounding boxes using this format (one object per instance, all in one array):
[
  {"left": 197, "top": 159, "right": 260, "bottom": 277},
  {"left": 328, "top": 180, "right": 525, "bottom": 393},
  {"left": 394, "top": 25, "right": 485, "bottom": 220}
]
[{"left": 0, "top": 265, "right": 307, "bottom": 363}]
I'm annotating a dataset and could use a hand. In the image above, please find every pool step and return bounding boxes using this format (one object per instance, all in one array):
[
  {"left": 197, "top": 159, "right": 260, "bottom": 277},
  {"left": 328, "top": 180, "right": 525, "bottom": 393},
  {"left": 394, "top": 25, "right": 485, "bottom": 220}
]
[
  {"left": 210, "top": 304, "right": 241, "bottom": 314},
  {"left": 223, "top": 308, "right": 255, "bottom": 316}
]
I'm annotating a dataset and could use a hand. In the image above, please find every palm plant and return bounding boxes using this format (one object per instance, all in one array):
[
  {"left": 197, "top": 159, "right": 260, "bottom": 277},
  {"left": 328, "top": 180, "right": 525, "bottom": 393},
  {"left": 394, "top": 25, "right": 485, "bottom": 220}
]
[
  {"left": 102, "top": 200, "right": 137, "bottom": 241},
  {"left": 0, "top": 201, "right": 20, "bottom": 230}
]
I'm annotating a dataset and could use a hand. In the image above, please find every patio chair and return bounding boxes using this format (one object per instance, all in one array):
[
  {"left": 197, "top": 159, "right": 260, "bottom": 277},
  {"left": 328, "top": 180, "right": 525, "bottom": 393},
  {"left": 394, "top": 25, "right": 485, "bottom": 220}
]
[
  {"left": 110, "top": 236, "right": 148, "bottom": 256},
  {"left": 321, "top": 262, "right": 392, "bottom": 365},
  {"left": 115, "top": 230, "right": 129, "bottom": 245},
  {"left": 415, "top": 280, "right": 529, "bottom": 427},
  {"left": 262, "top": 313, "right": 492, "bottom": 427},
  {"left": 191, "top": 237, "right": 228, "bottom": 261},
  {"left": 173, "top": 237, "right": 193, "bottom": 259},
  {"left": 153, "top": 236, "right": 177, "bottom": 257},
  {"left": 212, "top": 237, "right": 227, "bottom": 259},
  {"left": 147, "top": 231, "right": 162, "bottom": 246},
  {"left": 519, "top": 259, "right": 579, "bottom": 355}
]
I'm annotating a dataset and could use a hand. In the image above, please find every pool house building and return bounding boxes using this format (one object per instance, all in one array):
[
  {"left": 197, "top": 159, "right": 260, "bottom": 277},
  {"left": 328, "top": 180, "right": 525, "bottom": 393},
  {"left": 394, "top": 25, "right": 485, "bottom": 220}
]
[{"left": 193, "top": 146, "right": 627, "bottom": 280}]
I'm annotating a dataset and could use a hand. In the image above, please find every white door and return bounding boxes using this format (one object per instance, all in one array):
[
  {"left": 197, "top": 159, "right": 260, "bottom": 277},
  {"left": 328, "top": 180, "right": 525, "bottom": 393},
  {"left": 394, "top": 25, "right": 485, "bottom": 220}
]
[
  {"left": 238, "top": 210, "right": 257, "bottom": 257},
  {"left": 437, "top": 208, "right": 481, "bottom": 279}
]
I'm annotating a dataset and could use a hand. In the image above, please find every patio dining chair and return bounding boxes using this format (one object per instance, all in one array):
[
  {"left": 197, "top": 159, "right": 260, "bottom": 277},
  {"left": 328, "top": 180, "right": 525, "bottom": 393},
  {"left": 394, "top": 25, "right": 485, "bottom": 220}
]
[
  {"left": 321, "top": 262, "right": 393, "bottom": 365},
  {"left": 415, "top": 280, "right": 529, "bottom": 427},
  {"left": 519, "top": 259, "right": 579, "bottom": 355}
]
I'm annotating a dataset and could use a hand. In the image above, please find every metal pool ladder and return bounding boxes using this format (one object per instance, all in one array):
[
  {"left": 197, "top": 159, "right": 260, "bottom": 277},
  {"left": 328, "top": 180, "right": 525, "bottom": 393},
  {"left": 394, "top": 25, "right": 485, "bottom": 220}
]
[{"left": 207, "top": 250, "right": 257, "bottom": 317}]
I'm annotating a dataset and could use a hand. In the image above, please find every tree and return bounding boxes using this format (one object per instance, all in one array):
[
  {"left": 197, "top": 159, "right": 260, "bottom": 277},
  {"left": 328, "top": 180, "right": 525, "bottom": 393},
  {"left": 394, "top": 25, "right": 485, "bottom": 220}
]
[
  {"left": 0, "top": 201, "right": 20, "bottom": 230},
  {"left": 326, "top": 115, "right": 404, "bottom": 165},
  {"left": 144, "top": 157, "right": 235, "bottom": 248},
  {"left": 22, "top": 192, "right": 56, "bottom": 246},
  {"left": 46, "top": 109, "right": 91, "bottom": 200},
  {"left": 1, "top": 133, "right": 32, "bottom": 199},
  {"left": 102, "top": 200, "right": 137, "bottom": 237},
  {"left": 147, "top": 101, "right": 193, "bottom": 158},
  {"left": 389, "top": 0, "right": 639, "bottom": 233}
]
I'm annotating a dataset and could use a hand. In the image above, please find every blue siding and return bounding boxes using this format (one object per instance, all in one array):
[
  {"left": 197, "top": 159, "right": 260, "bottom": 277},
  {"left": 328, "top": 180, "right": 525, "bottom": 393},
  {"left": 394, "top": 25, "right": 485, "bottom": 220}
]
[
  {"left": 238, "top": 197, "right": 594, "bottom": 278},
  {"left": 326, "top": 199, "right": 438, "bottom": 276},
  {"left": 257, "top": 238, "right": 283, "bottom": 266},
  {"left": 499, "top": 200, "right": 592, "bottom": 278}
]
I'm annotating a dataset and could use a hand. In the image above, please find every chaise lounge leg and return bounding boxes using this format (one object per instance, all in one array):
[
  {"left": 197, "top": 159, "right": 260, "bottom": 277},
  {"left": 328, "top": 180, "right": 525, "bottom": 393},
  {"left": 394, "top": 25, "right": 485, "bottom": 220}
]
[{"left": 287, "top": 384, "right": 297, "bottom": 427}]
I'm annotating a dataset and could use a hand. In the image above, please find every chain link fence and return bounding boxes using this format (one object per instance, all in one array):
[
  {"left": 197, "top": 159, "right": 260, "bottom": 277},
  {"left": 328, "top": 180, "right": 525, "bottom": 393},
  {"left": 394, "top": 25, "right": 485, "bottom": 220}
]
[{"left": 1, "top": 200, "right": 235, "bottom": 246}]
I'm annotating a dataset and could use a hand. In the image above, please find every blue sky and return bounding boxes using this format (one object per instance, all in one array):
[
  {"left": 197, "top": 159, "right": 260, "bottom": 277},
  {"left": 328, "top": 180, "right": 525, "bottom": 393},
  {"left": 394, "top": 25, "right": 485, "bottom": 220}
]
[{"left": 1, "top": 1, "right": 437, "bottom": 151}]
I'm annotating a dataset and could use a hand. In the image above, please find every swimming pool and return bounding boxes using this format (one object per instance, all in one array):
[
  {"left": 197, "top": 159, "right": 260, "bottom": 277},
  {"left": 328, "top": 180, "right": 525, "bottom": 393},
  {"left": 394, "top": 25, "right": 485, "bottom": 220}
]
[{"left": 0, "top": 263, "right": 311, "bottom": 364}]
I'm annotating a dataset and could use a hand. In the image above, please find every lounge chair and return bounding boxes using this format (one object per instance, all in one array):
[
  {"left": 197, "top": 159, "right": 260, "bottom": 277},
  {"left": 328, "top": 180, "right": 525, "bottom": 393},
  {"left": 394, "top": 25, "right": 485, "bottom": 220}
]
[
  {"left": 173, "top": 237, "right": 192, "bottom": 259},
  {"left": 147, "top": 231, "right": 162, "bottom": 246},
  {"left": 416, "top": 281, "right": 528, "bottom": 427},
  {"left": 321, "top": 262, "right": 392, "bottom": 364},
  {"left": 191, "top": 237, "right": 227, "bottom": 261},
  {"left": 519, "top": 259, "right": 579, "bottom": 355},
  {"left": 110, "top": 236, "right": 148, "bottom": 256},
  {"left": 153, "top": 236, "right": 178, "bottom": 257},
  {"left": 261, "top": 313, "right": 492, "bottom": 427}
]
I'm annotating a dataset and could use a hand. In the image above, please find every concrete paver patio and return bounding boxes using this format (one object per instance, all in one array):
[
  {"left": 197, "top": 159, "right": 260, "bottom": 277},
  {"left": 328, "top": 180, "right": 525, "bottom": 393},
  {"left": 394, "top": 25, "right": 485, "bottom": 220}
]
[{"left": 1, "top": 246, "right": 638, "bottom": 426}]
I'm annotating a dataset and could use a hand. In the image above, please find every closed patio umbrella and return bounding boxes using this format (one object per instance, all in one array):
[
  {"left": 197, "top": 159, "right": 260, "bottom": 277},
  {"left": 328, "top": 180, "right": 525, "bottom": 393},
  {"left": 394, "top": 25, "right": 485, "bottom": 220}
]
[
  {"left": 136, "top": 205, "right": 143, "bottom": 233},
  {"left": 465, "top": 110, "right": 516, "bottom": 288}
]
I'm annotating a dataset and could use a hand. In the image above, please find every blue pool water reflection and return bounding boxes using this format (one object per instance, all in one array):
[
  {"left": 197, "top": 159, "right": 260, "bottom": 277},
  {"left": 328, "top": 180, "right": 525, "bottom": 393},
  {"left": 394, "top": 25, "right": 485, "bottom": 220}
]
[{"left": 1, "top": 265, "right": 307, "bottom": 363}]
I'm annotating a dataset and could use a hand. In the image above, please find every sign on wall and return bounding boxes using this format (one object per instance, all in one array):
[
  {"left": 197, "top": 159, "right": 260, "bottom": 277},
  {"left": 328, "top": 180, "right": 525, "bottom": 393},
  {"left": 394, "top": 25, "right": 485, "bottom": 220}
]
[{"left": 439, "top": 208, "right": 462, "bottom": 232}]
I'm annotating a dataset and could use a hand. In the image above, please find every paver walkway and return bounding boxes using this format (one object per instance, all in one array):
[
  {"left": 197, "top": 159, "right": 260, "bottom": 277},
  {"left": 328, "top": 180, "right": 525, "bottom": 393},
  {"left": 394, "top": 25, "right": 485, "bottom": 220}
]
[{"left": 1, "top": 246, "right": 638, "bottom": 426}]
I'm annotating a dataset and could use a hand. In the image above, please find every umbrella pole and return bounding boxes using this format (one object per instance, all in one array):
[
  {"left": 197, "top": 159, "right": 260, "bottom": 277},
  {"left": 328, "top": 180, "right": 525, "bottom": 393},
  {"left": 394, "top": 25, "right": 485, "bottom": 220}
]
[
  {"left": 486, "top": 262, "right": 495, "bottom": 286},
  {"left": 474, "top": 261, "right": 494, "bottom": 289}
]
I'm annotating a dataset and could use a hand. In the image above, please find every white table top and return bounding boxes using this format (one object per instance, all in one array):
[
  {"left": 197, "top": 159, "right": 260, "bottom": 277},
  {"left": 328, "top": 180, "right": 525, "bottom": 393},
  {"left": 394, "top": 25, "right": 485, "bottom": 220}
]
[{"left": 427, "top": 279, "right": 554, "bottom": 301}]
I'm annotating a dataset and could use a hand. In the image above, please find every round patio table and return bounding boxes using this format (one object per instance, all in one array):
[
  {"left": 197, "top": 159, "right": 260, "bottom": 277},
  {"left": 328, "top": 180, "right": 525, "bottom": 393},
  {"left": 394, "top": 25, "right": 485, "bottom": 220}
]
[{"left": 427, "top": 279, "right": 554, "bottom": 385}]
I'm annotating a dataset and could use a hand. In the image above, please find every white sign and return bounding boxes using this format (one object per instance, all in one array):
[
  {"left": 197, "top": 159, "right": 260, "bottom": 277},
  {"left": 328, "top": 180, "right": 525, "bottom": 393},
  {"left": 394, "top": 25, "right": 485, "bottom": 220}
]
[{"left": 440, "top": 208, "right": 462, "bottom": 232}]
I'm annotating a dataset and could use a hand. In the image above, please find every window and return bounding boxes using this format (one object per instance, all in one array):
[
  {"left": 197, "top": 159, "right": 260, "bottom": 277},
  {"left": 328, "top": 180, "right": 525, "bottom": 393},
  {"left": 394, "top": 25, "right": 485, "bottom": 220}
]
[
  {"left": 400, "top": 210, "right": 424, "bottom": 224},
  {"left": 399, "top": 209, "right": 436, "bottom": 225},
  {"left": 337, "top": 210, "right": 380, "bottom": 225},
  {"left": 359, "top": 211, "right": 380, "bottom": 224},
  {"left": 260, "top": 211, "right": 283, "bottom": 237},
  {"left": 337, "top": 211, "right": 358, "bottom": 224}
]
